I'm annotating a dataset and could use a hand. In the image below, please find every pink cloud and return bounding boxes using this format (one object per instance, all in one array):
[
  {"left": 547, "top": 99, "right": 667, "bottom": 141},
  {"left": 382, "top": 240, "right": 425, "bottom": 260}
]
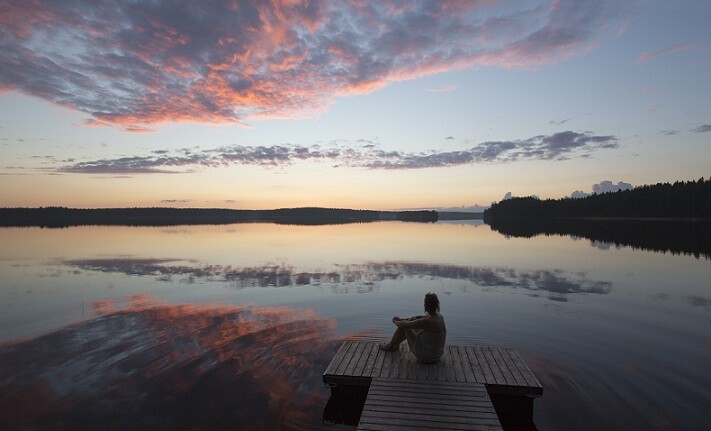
[
  {"left": 427, "top": 84, "right": 457, "bottom": 93},
  {"left": 637, "top": 44, "right": 694, "bottom": 63},
  {"left": 0, "top": 1, "right": 629, "bottom": 129}
]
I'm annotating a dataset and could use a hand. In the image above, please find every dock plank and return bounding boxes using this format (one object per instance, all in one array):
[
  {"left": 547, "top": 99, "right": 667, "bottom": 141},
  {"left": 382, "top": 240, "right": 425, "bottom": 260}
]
[
  {"left": 354, "top": 342, "right": 375, "bottom": 377},
  {"left": 481, "top": 345, "right": 506, "bottom": 385},
  {"left": 494, "top": 346, "right": 527, "bottom": 387},
  {"left": 456, "top": 345, "right": 477, "bottom": 383},
  {"left": 371, "top": 344, "right": 386, "bottom": 378},
  {"left": 471, "top": 346, "right": 495, "bottom": 384},
  {"left": 505, "top": 347, "right": 543, "bottom": 395},
  {"left": 323, "top": 341, "right": 543, "bottom": 397},
  {"left": 334, "top": 341, "right": 359, "bottom": 375},
  {"left": 360, "top": 343, "right": 379, "bottom": 377},
  {"left": 463, "top": 346, "right": 486, "bottom": 383},
  {"left": 323, "top": 342, "right": 350, "bottom": 376},
  {"left": 448, "top": 346, "right": 466, "bottom": 383},
  {"left": 358, "top": 378, "right": 502, "bottom": 431},
  {"left": 488, "top": 346, "right": 515, "bottom": 386}
]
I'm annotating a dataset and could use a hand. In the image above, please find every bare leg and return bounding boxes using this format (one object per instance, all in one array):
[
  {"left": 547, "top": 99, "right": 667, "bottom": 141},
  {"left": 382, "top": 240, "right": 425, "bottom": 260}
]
[{"left": 381, "top": 327, "right": 417, "bottom": 351}]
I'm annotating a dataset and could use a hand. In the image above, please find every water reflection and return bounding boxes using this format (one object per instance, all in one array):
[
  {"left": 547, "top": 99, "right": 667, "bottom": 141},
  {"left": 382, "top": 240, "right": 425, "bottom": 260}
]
[
  {"left": 487, "top": 218, "right": 711, "bottom": 259},
  {"left": 62, "top": 257, "right": 613, "bottom": 300},
  {"left": 0, "top": 296, "right": 337, "bottom": 430},
  {"left": 688, "top": 296, "right": 711, "bottom": 311}
]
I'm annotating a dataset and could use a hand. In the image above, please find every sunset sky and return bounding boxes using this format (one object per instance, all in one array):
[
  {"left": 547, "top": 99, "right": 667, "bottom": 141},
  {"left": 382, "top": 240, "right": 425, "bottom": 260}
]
[{"left": 1, "top": 1, "right": 709, "bottom": 210}]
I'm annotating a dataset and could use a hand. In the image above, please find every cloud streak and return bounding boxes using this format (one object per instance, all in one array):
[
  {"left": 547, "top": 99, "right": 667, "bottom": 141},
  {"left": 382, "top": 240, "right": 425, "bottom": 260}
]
[
  {"left": 0, "top": 1, "right": 629, "bottom": 128},
  {"left": 637, "top": 44, "right": 694, "bottom": 63},
  {"left": 55, "top": 131, "right": 619, "bottom": 174}
]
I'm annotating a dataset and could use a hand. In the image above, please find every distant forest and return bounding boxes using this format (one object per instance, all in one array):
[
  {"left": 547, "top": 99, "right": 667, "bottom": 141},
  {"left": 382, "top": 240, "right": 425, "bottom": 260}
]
[
  {"left": 0, "top": 207, "right": 438, "bottom": 227},
  {"left": 487, "top": 217, "right": 711, "bottom": 260},
  {"left": 437, "top": 212, "right": 484, "bottom": 220},
  {"left": 484, "top": 178, "right": 711, "bottom": 220}
]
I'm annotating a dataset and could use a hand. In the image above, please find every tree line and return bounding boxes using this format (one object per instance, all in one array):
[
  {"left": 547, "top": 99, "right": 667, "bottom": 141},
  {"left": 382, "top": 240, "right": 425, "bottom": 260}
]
[
  {"left": 0, "top": 207, "right": 438, "bottom": 227},
  {"left": 484, "top": 177, "right": 711, "bottom": 220}
]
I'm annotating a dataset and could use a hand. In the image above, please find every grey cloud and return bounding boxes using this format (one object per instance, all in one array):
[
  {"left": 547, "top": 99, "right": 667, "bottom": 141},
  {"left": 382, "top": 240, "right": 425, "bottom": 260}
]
[
  {"left": 593, "top": 180, "right": 632, "bottom": 194},
  {"left": 160, "top": 199, "right": 191, "bottom": 204},
  {"left": 691, "top": 125, "right": 711, "bottom": 133},
  {"left": 55, "top": 131, "right": 619, "bottom": 174},
  {"left": 569, "top": 180, "right": 633, "bottom": 198},
  {"left": 660, "top": 130, "right": 679, "bottom": 136},
  {"left": 0, "top": 1, "right": 629, "bottom": 128}
]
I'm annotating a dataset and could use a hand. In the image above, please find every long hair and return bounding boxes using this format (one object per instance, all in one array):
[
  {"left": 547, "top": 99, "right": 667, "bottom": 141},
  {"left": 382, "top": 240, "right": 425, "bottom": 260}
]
[{"left": 424, "top": 292, "right": 440, "bottom": 315}]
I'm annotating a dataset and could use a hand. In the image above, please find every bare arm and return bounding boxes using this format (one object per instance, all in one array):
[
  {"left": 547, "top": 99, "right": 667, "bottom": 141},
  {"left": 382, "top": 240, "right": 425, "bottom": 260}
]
[{"left": 394, "top": 316, "right": 430, "bottom": 330}]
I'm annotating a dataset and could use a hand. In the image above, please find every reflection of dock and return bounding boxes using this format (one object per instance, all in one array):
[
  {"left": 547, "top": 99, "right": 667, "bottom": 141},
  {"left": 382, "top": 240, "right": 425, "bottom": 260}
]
[{"left": 323, "top": 341, "right": 543, "bottom": 430}]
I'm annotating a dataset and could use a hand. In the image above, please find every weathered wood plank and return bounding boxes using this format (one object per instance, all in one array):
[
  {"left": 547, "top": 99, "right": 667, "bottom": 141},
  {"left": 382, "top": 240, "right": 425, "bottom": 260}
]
[
  {"left": 364, "top": 397, "right": 501, "bottom": 413},
  {"left": 397, "top": 348, "right": 408, "bottom": 379},
  {"left": 354, "top": 342, "right": 375, "bottom": 377},
  {"left": 463, "top": 346, "right": 486, "bottom": 383},
  {"left": 505, "top": 347, "right": 543, "bottom": 394},
  {"left": 482, "top": 345, "right": 507, "bottom": 385},
  {"left": 488, "top": 346, "right": 516, "bottom": 386},
  {"left": 472, "top": 346, "right": 496, "bottom": 383},
  {"left": 366, "top": 384, "right": 489, "bottom": 399},
  {"left": 456, "top": 345, "right": 477, "bottom": 383},
  {"left": 334, "top": 341, "right": 358, "bottom": 375},
  {"left": 417, "top": 355, "right": 427, "bottom": 380},
  {"left": 443, "top": 346, "right": 456, "bottom": 382},
  {"left": 365, "top": 377, "right": 489, "bottom": 394},
  {"left": 408, "top": 347, "right": 419, "bottom": 380},
  {"left": 358, "top": 378, "right": 502, "bottom": 431},
  {"left": 448, "top": 346, "right": 467, "bottom": 383},
  {"left": 360, "top": 343, "right": 379, "bottom": 377},
  {"left": 371, "top": 344, "right": 386, "bottom": 377},
  {"left": 435, "top": 355, "right": 446, "bottom": 381},
  {"left": 425, "top": 361, "right": 436, "bottom": 381},
  {"left": 364, "top": 392, "right": 494, "bottom": 406},
  {"left": 345, "top": 341, "right": 367, "bottom": 376},
  {"left": 388, "top": 351, "right": 400, "bottom": 379},
  {"left": 323, "top": 341, "right": 350, "bottom": 376},
  {"left": 494, "top": 346, "right": 527, "bottom": 387},
  {"left": 379, "top": 349, "right": 393, "bottom": 378},
  {"left": 360, "top": 410, "right": 501, "bottom": 426}
]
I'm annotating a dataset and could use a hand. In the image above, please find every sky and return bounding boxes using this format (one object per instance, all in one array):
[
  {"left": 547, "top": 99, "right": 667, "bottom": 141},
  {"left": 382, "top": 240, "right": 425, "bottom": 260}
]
[{"left": 0, "top": 0, "right": 710, "bottom": 211}]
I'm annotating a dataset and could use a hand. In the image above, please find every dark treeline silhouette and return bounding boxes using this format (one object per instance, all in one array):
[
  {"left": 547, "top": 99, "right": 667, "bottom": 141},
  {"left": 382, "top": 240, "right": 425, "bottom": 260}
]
[
  {"left": 484, "top": 178, "right": 711, "bottom": 220},
  {"left": 487, "top": 217, "right": 711, "bottom": 259},
  {"left": 437, "top": 212, "right": 484, "bottom": 220},
  {"left": 0, "top": 207, "right": 437, "bottom": 227}
]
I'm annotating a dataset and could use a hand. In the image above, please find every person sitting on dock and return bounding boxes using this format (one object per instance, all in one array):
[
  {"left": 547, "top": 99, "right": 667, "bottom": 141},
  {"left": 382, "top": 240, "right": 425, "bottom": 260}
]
[{"left": 379, "top": 292, "right": 447, "bottom": 363}]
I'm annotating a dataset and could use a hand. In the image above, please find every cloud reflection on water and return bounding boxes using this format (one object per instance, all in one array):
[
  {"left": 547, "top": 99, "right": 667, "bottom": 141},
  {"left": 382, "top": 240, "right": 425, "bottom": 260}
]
[
  {"left": 62, "top": 257, "right": 613, "bottom": 299},
  {"left": 0, "top": 296, "right": 337, "bottom": 430}
]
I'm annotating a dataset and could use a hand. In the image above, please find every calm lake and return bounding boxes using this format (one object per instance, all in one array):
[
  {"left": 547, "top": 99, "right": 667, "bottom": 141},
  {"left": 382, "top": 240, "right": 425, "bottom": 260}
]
[{"left": 0, "top": 221, "right": 709, "bottom": 430}]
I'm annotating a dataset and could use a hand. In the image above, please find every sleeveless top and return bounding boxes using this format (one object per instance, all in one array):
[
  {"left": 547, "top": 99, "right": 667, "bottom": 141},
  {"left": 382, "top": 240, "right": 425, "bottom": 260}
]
[{"left": 414, "top": 330, "right": 446, "bottom": 363}]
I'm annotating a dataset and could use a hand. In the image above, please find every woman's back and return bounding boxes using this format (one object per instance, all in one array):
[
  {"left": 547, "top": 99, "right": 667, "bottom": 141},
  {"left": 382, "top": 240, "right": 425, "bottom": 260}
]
[{"left": 414, "top": 314, "right": 446, "bottom": 363}]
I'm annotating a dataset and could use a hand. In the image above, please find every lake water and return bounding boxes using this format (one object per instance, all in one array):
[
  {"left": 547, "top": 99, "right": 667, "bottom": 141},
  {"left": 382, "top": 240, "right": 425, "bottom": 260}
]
[{"left": 0, "top": 221, "right": 709, "bottom": 430}]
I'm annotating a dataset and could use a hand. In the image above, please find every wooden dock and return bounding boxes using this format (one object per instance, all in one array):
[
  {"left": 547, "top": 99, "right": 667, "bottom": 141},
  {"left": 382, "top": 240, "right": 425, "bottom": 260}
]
[
  {"left": 358, "top": 378, "right": 502, "bottom": 431},
  {"left": 322, "top": 341, "right": 543, "bottom": 430}
]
